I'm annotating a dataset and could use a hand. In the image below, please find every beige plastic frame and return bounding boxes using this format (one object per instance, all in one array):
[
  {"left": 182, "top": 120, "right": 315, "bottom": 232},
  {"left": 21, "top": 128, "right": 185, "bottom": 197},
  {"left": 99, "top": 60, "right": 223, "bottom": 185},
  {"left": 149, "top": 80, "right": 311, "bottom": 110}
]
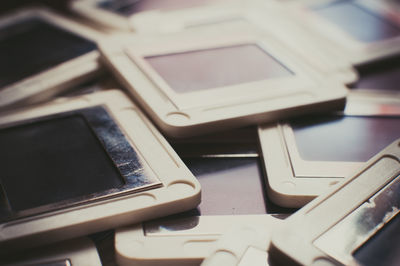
[
  {"left": 201, "top": 223, "right": 273, "bottom": 266},
  {"left": 163, "top": 1, "right": 358, "bottom": 85},
  {"left": 115, "top": 126, "right": 287, "bottom": 265},
  {"left": 0, "top": 8, "right": 104, "bottom": 110},
  {"left": 259, "top": 98, "right": 400, "bottom": 208},
  {"left": 0, "top": 90, "right": 200, "bottom": 252},
  {"left": 74, "top": 0, "right": 357, "bottom": 85},
  {"left": 269, "top": 139, "right": 400, "bottom": 266},
  {"left": 121, "top": 0, "right": 357, "bottom": 86},
  {"left": 347, "top": 90, "right": 400, "bottom": 111},
  {"left": 256, "top": 0, "right": 357, "bottom": 85},
  {"left": 344, "top": 93, "right": 400, "bottom": 117},
  {"left": 115, "top": 215, "right": 281, "bottom": 266},
  {"left": 3, "top": 237, "right": 101, "bottom": 266},
  {"left": 71, "top": 0, "right": 246, "bottom": 32},
  {"left": 284, "top": 0, "right": 400, "bottom": 65},
  {"left": 100, "top": 28, "right": 348, "bottom": 137}
]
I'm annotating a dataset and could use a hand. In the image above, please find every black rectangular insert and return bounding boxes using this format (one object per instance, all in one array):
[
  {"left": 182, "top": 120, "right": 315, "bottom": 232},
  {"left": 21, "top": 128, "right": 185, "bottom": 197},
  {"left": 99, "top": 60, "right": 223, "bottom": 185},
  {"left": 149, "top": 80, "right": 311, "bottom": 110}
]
[
  {"left": 0, "top": 17, "right": 97, "bottom": 88},
  {"left": 0, "top": 106, "right": 160, "bottom": 222}
]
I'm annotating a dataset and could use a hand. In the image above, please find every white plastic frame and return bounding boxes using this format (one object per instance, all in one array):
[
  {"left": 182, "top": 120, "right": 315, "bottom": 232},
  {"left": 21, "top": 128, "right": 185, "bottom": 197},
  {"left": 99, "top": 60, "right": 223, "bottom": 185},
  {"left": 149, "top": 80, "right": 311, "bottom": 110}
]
[
  {"left": 344, "top": 94, "right": 400, "bottom": 117},
  {"left": 348, "top": 89, "right": 400, "bottom": 108},
  {"left": 257, "top": 0, "right": 357, "bottom": 85},
  {"left": 284, "top": 0, "right": 400, "bottom": 65},
  {"left": 201, "top": 223, "right": 274, "bottom": 266},
  {"left": 101, "top": 29, "right": 348, "bottom": 137},
  {"left": 259, "top": 98, "right": 400, "bottom": 208},
  {"left": 115, "top": 215, "right": 280, "bottom": 266},
  {"left": 3, "top": 237, "right": 101, "bottom": 266},
  {"left": 269, "top": 139, "right": 400, "bottom": 266},
  {"left": 75, "top": 0, "right": 357, "bottom": 85},
  {"left": 115, "top": 126, "right": 290, "bottom": 265},
  {"left": 0, "top": 8, "right": 104, "bottom": 109},
  {"left": 129, "top": 0, "right": 357, "bottom": 86},
  {"left": 158, "top": 1, "right": 358, "bottom": 85},
  {"left": 71, "top": 0, "right": 246, "bottom": 32},
  {"left": 0, "top": 90, "right": 200, "bottom": 252}
]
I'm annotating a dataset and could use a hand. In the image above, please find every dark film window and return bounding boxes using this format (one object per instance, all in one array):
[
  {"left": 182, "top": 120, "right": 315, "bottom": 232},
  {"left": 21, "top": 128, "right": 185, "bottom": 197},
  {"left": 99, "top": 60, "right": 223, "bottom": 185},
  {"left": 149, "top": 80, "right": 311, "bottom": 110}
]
[
  {"left": 0, "top": 18, "right": 97, "bottom": 88},
  {"left": 0, "top": 106, "right": 160, "bottom": 222}
]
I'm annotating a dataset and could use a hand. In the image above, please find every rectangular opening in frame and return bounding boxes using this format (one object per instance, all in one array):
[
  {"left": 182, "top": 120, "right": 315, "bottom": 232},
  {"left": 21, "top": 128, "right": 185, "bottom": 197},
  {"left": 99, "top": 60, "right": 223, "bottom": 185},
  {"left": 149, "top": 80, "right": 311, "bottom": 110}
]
[
  {"left": 290, "top": 115, "right": 400, "bottom": 162},
  {"left": 144, "top": 44, "right": 294, "bottom": 93}
]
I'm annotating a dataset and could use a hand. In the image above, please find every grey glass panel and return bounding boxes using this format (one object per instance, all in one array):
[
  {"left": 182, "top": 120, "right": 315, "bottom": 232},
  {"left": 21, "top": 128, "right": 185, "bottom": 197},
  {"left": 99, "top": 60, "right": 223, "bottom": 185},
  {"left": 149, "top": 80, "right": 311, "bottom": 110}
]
[
  {"left": 355, "top": 214, "right": 400, "bottom": 266},
  {"left": 312, "top": 0, "right": 400, "bottom": 42},
  {"left": 291, "top": 116, "right": 400, "bottom": 162},
  {"left": 0, "top": 18, "right": 97, "bottom": 88},
  {"left": 352, "top": 56, "right": 400, "bottom": 92},
  {"left": 98, "top": 0, "right": 222, "bottom": 16},
  {"left": 184, "top": 157, "right": 267, "bottom": 215},
  {"left": 0, "top": 106, "right": 160, "bottom": 222},
  {"left": 183, "top": 157, "right": 296, "bottom": 215},
  {"left": 145, "top": 44, "right": 293, "bottom": 93}
]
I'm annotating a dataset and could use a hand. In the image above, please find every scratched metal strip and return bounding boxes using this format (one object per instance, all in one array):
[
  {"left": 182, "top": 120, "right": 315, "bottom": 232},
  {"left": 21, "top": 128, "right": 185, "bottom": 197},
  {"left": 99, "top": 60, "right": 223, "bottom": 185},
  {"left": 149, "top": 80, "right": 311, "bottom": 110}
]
[{"left": 314, "top": 173, "right": 400, "bottom": 264}]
